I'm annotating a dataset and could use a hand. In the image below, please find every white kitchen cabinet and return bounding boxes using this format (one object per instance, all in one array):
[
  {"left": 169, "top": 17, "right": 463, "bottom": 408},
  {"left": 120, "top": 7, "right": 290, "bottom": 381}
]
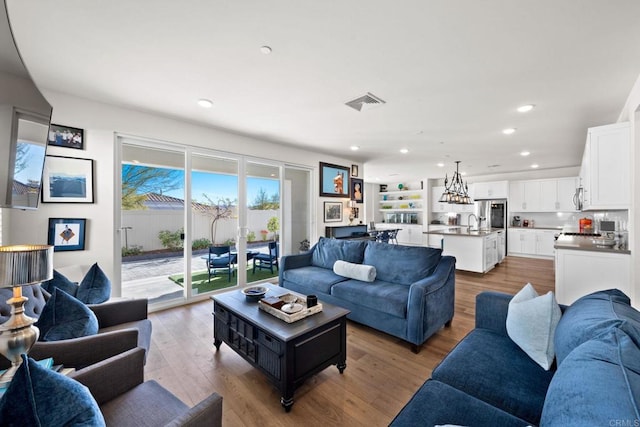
[
  {"left": 431, "top": 186, "right": 448, "bottom": 212},
  {"left": 540, "top": 177, "right": 577, "bottom": 212},
  {"left": 582, "top": 122, "right": 630, "bottom": 210},
  {"left": 497, "top": 230, "right": 505, "bottom": 263},
  {"left": 508, "top": 228, "right": 557, "bottom": 258},
  {"left": 535, "top": 230, "right": 557, "bottom": 257},
  {"left": 556, "top": 177, "right": 578, "bottom": 212},
  {"left": 509, "top": 181, "right": 541, "bottom": 212},
  {"left": 395, "top": 224, "right": 424, "bottom": 246},
  {"left": 483, "top": 234, "right": 498, "bottom": 271},
  {"left": 555, "top": 249, "right": 631, "bottom": 305},
  {"left": 471, "top": 181, "right": 508, "bottom": 200},
  {"left": 511, "top": 177, "right": 577, "bottom": 213},
  {"left": 508, "top": 228, "right": 537, "bottom": 256}
]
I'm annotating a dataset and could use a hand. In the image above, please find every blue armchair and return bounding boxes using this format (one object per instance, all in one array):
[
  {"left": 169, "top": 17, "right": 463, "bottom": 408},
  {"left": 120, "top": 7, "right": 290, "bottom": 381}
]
[{"left": 207, "top": 245, "right": 235, "bottom": 282}]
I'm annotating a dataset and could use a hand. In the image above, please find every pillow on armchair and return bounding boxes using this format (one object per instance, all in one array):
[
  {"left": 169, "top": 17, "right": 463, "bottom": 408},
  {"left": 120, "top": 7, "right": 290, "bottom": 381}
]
[
  {"left": 76, "top": 263, "right": 111, "bottom": 304},
  {"left": 41, "top": 270, "right": 79, "bottom": 297},
  {"left": 35, "top": 288, "right": 99, "bottom": 341},
  {"left": 41, "top": 263, "right": 111, "bottom": 304},
  {"left": 0, "top": 354, "right": 105, "bottom": 426}
]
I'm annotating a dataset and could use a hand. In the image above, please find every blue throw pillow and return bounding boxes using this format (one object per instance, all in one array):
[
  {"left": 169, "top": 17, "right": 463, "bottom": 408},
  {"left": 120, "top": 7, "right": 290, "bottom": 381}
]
[
  {"left": 363, "top": 242, "right": 442, "bottom": 285},
  {"left": 311, "top": 237, "right": 367, "bottom": 269},
  {"left": 35, "top": 288, "right": 99, "bottom": 341},
  {"left": 41, "top": 269, "right": 79, "bottom": 297},
  {"left": 541, "top": 323, "right": 640, "bottom": 426},
  {"left": 76, "top": 263, "right": 111, "bottom": 304},
  {"left": 554, "top": 289, "right": 640, "bottom": 365},
  {"left": 0, "top": 354, "right": 105, "bottom": 426}
]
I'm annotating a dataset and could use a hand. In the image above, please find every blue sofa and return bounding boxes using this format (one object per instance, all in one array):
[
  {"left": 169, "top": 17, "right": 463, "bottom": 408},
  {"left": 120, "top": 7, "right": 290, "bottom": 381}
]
[
  {"left": 391, "top": 289, "right": 640, "bottom": 426},
  {"left": 279, "top": 237, "right": 456, "bottom": 351}
]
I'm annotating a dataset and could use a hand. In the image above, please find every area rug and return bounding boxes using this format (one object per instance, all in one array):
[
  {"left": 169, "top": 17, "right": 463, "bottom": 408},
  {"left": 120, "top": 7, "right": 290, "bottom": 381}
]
[{"left": 168, "top": 267, "right": 278, "bottom": 294}]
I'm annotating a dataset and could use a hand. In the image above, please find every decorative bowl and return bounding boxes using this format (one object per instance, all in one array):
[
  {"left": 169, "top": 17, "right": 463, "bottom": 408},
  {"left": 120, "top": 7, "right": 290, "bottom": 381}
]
[{"left": 242, "top": 286, "right": 268, "bottom": 301}]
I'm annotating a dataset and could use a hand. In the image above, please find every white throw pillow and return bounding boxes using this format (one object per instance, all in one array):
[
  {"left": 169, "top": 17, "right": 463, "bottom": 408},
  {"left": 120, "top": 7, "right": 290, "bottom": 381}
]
[
  {"left": 333, "top": 260, "right": 377, "bottom": 282},
  {"left": 506, "top": 283, "right": 562, "bottom": 370}
]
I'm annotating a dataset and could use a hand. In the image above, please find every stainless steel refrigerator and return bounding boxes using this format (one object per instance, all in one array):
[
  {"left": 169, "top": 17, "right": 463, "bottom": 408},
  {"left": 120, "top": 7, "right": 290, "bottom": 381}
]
[{"left": 475, "top": 199, "right": 507, "bottom": 260}]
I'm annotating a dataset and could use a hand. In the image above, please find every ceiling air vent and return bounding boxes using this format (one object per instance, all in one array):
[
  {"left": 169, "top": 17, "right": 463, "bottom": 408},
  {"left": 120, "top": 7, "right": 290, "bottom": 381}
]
[{"left": 345, "top": 92, "right": 386, "bottom": 112}]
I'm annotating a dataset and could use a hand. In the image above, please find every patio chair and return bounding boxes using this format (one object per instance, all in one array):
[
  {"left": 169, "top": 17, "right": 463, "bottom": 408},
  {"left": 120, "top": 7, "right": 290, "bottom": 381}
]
[
  {"left": 252, "top": 241, "right": 279, "bottom": 274},
  {"left": 207, "top": 245, "right": 235, "bottom": 282}
]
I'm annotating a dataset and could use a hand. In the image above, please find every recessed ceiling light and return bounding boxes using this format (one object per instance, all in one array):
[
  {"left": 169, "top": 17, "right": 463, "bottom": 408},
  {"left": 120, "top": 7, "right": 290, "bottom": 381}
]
[
  {"left": 350, "top": 145, "right": 360, "bottom": 151},
  {"left": 531, "top": 164, "right": 539, "bottom": 169},
  {"left": 197, "top": 98, "right": 213, "bottom": 108},
  {"left": 502, "top": 128, "right": 516, "bottom": 135},
  {"left": 400, "top": 148, "right": 409, "bottom": 154},
  {"left": 517, "top": 104, "right": 535, "bottom": 113},
  {"left": 437, "top": 162, "right": 445, "bottom": 167},
  {"left": 260, "top": 46, "right": 272, "bottom": 54},
  {"left": 520, "top": 151, "right": 530, "bottom": 156}
]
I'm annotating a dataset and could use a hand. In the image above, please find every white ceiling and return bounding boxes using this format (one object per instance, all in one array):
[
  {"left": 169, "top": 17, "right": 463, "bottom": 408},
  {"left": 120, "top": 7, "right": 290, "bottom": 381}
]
[{"left": 6, "top": 0, "right": 640, "bottom": 183}]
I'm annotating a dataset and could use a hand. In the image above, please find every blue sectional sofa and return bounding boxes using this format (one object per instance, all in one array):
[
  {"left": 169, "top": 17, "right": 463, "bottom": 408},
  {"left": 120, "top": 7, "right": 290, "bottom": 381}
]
[
  {"left": 391, "top": 289, "right": 640, "bottom": 426},
  {"left": 279, "top": 237, "right": 456, "bottom": 351}
]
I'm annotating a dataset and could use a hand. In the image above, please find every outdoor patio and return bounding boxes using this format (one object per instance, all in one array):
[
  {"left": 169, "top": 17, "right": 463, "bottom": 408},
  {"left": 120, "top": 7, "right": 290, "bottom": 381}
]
[{"left": 121, "top": 243, "right": 278, "bottom": 304}]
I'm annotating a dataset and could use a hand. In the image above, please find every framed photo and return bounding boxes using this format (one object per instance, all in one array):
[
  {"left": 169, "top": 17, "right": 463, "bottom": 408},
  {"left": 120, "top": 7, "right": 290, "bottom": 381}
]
[
  {"left": 319, "top": 162, "right": 350, "bottom": 197},
  {"left": 324, "top": 201, "right": 343, "bottom": 223},
  {"left": 48, "top": 218, "right": 87, "bottom": 252},
  {"left": 351, "top": 178, "right": 363, "bottom": 202},
  {"left": 42, "top": 155, "right": 94, "bottom": 203},
  {"left": 351, "top": 164, "right": 359, "bottom": 177},
  {"left": 47, "top": 124, "right": 84, "bottom": 150}
]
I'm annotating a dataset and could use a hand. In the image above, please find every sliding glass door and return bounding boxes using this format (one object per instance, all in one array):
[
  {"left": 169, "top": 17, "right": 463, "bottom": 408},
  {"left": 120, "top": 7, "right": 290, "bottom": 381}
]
[
  {"left": 116, "top": 135, "right": 313, "bottom": 307},
  {"left": 119, "top": 142, "right": 186, "bottom": 304},
  {"left": 244, "top": 160, "right": 281, "bottom": 284},
  {"left": 190, "top": 153, "right": 239, "bottom": 296}
]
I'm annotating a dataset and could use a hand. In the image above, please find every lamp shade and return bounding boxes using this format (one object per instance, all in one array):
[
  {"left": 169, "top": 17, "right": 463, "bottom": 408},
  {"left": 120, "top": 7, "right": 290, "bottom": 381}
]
[{"left": 0, "top": 245, "right": 53, "bottom": 288}]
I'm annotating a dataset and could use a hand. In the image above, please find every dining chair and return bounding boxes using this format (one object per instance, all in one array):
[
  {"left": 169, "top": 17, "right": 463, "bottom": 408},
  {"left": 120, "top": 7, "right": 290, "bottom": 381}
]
[
  {"left": 388, "top": 229, "right": 399, "bottom": 244},
  {"left": 376, "top": 230, "right": 390, "bottom": 244},
  {"left": 252, "top": 241, "right": 279, "bottom": 274},
  {"left": 207, "top": 245, "right": 235, "bottom": 282}
]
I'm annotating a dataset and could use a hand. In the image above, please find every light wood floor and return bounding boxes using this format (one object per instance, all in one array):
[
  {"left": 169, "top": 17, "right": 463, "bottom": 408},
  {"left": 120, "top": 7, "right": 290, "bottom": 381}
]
[{"left": 145, "top": 256, "right": 555, "bottom": 427}]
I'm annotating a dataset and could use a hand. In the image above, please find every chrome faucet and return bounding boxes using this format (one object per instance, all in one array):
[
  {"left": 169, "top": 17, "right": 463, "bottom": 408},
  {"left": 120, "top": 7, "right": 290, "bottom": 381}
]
[{"left": 467, "top": 214, "right": 479, "bottom": 231}]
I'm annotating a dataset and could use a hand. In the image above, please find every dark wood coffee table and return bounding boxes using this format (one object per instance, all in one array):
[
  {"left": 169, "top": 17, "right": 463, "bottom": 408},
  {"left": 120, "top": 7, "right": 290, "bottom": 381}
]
[{"left": 211, "top": 284, "right": 349, "bottom": 412}]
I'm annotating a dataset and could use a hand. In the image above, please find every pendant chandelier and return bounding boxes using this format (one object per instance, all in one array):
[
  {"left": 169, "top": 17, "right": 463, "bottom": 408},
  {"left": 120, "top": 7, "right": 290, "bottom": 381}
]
[{"left": 439, "top": 161, "right": 473, "bottom": 204}]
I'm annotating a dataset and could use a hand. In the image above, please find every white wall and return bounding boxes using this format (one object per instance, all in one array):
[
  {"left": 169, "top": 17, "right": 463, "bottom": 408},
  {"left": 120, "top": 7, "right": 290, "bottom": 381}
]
[
  {"left": 6, "top": 90, "right": 361, "bottom": 290},
  {"left": 618, "top": 72, "right": 640, "bottom": 307}
]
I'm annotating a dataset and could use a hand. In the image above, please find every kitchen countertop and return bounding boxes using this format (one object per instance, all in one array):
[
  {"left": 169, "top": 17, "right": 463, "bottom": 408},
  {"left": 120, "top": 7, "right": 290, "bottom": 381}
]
[
  {"left": 508, "top": 226, "right": 563, "bottom": 231},
  {"left": 554, "top": 235, "right": 631, "bottom": 255},
  {"left": 424, "top": 228, "right": 500, "bottom": 237}
]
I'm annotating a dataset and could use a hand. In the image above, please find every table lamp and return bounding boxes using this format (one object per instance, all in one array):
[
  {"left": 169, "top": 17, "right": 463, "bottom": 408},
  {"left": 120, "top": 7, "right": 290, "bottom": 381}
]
[{"left": 0, "top": 244, "right": 53, "bottom": 384}]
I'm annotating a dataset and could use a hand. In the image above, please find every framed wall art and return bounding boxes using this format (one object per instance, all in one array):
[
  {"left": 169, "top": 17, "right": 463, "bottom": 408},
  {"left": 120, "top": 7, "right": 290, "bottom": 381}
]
[
  {"left": 47, "top": 124, "right": 84, "bottom": 150},
  {"left": 351, "top": 164, "right": 359, "bottom": 177},
  {"left": 351, "top": 178, "right": 363, "bottom": 202},
  {"left": 48, "top": 218, "right": 87, "bottom": 251},
  {"left": 319, "top": 162, "right": 350, "bottom": 197},
  {"left": 324, "top": 201, "right": 343, "bottom": 223},
  {"left": 42, "top": 155, "right": 94, "bottom": 203}
]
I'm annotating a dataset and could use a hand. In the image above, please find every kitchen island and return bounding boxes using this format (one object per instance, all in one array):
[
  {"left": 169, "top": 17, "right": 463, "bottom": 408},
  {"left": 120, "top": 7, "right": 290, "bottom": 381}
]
[{"left": 424, "top": 228, "right": 501, "bottom": 273}]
